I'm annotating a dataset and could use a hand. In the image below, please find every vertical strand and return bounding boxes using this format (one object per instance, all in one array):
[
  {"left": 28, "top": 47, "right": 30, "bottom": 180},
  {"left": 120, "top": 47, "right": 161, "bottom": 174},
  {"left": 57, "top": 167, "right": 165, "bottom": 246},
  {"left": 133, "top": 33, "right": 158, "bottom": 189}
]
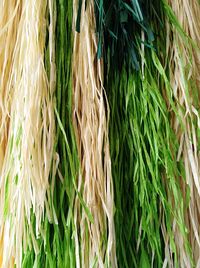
[
  {"left": 72, "top": 0, "right": 117, "bottom": 267},
  {"left": 98, "top": 1, "right": 191, "bottom": 266},
  {"left": 165, "top": 0, "right": 200, "bottom": 266},
  {"left": 0, "top": 0, "right": 55, "bottom": 266}
]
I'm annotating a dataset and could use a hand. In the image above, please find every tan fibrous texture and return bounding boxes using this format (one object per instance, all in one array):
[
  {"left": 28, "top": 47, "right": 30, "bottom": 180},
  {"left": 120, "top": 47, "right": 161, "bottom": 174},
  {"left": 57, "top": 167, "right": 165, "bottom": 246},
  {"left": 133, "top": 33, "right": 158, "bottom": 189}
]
[
  {"left": 72, "top": 1, "right": 117, "bottom": 267},
  {"left": 0, "top": 0, "right": 55, "bottom": 267},
  {"left": 166, "top": 0, "right": 200, "bottom": 266},
  {"left": 0, "top": 0, "right": 21, "bottom": 173}
]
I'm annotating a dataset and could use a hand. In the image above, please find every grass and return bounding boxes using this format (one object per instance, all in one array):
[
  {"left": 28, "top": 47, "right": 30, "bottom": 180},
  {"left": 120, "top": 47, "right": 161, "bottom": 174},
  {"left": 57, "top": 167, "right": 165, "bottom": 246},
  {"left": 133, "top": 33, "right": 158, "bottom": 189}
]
[
  {"left": 1, "top": 0, "right": 199, "bottom": 267},
  {"left": 21, "top": 0, "right": 79, "bottom": 267},
  {"left": 97, "top": 0, "right": 192, "bottom": 267}
]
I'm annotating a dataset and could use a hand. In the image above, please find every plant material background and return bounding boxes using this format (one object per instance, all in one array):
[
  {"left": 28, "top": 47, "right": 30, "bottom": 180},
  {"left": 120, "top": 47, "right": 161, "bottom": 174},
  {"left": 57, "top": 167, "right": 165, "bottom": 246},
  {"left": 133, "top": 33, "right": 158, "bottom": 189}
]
[{"left": 0, "top": 0, "right": 200, "bottom": 267}]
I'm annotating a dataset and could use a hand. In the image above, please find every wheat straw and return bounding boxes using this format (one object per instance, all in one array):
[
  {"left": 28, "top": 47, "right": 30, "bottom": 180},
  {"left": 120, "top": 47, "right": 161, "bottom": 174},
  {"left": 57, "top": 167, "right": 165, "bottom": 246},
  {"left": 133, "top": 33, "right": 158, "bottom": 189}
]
[
  {"left": 72, "top": 0, "right": 117, "bottom": 267},
  {"left": 165, "top": 0, "right": 200, "bottom": 266},
  {"left": 0, "top": 0, "right": 55, "bottom": 266}
]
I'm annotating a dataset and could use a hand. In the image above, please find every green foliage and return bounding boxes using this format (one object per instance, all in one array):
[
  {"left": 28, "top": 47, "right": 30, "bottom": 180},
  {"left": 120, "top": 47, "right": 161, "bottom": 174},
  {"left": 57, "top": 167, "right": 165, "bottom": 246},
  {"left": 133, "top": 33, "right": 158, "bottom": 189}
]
[
  {"left": 94, "top": 0, "right": 155, "bottom": 68},
  {"left": 22, "top": 0, "right": 78, "bottom": 266},
  {"left": 98, "top": 0, "right": 191, "bottom": 267}
]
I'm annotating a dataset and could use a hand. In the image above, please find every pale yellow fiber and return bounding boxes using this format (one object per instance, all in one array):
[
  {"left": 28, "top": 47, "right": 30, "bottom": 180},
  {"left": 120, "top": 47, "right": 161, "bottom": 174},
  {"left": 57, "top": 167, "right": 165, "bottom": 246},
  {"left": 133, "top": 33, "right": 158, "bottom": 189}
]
[
  {"left": 72, "top": 1, "right": 117, "bottom": 267},
  {"left": 0, "top": 0, "right": 55, "bottom": 267},
  {"left": 165, "top": 1, "right": 200, "bottom": 266}
]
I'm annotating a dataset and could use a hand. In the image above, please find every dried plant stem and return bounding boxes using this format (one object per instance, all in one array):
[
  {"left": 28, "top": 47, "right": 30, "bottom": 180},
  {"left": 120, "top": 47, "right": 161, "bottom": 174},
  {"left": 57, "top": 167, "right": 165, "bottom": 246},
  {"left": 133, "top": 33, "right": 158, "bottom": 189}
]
[
  {"left": 0, "top": 0, "right": 55, "bottom": 266},
  {"left": 166, "top": 0, "right": 200, "bottom": 266},
  {"left": 72, "top": 1, "right": 117, "bottom": 267}
]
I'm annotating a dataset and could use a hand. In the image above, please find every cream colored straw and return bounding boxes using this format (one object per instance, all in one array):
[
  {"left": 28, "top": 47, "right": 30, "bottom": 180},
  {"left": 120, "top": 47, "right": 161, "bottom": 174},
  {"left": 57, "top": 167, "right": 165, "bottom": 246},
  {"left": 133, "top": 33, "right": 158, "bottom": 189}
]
[
  {"left": 72, "top": 0, "right": 117, "bottom": 267},
  {"left": 0, "top": 0, "right": 55, "bottom": 266}
]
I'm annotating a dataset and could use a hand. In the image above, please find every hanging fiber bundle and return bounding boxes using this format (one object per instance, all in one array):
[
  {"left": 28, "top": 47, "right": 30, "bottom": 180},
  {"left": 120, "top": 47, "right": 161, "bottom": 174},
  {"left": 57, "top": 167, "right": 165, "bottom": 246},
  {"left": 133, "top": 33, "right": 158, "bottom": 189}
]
[
  {"left": 165, "top": 0, "right": 200, "bottom": 266},
  {"left": 0, "top": 0, "right": 200, "bottom": 267},
  {"left": 72, "top": 0, "right": 116, "bottom": 267},
  {"left": 0, "top": 0, "right": 55, "bottom": 266},
  {"left": 94, "top": 1, "right": 190, "bottom": 266}
]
